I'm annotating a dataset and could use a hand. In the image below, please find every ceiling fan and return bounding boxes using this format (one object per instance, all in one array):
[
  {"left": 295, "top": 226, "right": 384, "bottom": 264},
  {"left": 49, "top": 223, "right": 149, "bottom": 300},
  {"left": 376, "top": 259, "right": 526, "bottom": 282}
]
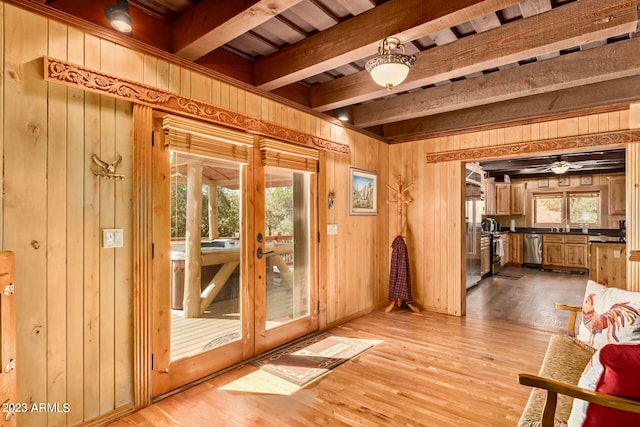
[
  {"left": 521, "top": 159, "right": 584, "bottom": 175},
  {"left": 543, "top": 160, "right": 583, "bottom": 174}
]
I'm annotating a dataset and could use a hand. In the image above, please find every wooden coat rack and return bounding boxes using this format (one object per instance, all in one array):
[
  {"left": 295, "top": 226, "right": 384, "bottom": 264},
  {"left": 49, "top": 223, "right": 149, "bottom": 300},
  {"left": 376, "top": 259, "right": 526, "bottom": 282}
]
[{"left": 386, "top": 175, "right": 420, "bottom": 313}]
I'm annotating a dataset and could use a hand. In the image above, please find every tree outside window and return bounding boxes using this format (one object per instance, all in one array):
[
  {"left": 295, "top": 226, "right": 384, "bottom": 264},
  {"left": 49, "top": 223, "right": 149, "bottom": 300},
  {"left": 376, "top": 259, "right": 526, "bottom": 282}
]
[
  {"left": 534, "top": 194, "right": 563, "bottom": 225},
  {"left": 569, "top": 192, "right": 599, "bottom": 225}
]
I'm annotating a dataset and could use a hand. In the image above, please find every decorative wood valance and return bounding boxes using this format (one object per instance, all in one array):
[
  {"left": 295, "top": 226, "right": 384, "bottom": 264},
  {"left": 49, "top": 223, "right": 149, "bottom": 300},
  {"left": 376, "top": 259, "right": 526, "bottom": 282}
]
[
  {"left": 163, "top": 115, "right": 252, "bottom": 164},
  {"left": 43, "top": 56, "right": 350, "bottom": 155},
  {"left": 426, "top": 130, "right": 640, "bottom": 163},
  {"left": 260, "top": 138, "right": 319, "bottom": 173}
]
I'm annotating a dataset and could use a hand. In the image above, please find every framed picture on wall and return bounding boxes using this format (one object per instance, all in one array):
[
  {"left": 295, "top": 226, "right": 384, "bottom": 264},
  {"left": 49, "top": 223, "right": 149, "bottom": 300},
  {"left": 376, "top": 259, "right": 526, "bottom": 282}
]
[
  {"left": 580, "top": 175, "right": 593, "bottom": 185},
  {"left": 349, "top": 167, "right": 377, "bottom": 215},
  {"left": 538, "top": 178, "right": 549, "bottom": 188},
  {"left": 558, "top": 177, "right": 570, "bottom": 187}
]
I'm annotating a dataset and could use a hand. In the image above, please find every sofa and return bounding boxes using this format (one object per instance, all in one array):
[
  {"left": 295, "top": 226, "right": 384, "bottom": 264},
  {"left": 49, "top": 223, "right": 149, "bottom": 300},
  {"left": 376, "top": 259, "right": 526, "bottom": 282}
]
[{"left": 517, "top": 281, "right": 640, "bottom": 427}]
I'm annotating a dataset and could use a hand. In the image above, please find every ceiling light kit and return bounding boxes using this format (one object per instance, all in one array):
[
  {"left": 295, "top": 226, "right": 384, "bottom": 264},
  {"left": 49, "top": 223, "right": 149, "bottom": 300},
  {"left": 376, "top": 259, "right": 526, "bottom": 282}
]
[
  {"left": 365, "top": 37, "right": 416, "bottom": 90},
  {"left": 105, "top": 0, "right": 133, "bottom": 34},
  {"left": 550, "top": 163, "right": 570, "bottom": 174}
]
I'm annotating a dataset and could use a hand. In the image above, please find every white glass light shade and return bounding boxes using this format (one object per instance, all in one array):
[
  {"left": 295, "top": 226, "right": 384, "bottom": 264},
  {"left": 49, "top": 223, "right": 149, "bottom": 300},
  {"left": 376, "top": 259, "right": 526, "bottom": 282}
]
[
  {"left": 365, "top": 37, "right": 416, "bottom": 90},
  {"left": 551, "top": 165, "right": 569, "bottom": 174},
  {"left": 368, "top": 60, "right": 411, "bottom": 90}
]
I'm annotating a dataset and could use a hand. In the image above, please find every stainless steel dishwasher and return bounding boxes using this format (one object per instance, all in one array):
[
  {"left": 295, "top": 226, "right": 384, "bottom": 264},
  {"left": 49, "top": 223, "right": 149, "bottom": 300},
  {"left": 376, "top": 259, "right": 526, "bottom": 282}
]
[{"left": 523, "top": 233, "right": 542, "bottom": 266}]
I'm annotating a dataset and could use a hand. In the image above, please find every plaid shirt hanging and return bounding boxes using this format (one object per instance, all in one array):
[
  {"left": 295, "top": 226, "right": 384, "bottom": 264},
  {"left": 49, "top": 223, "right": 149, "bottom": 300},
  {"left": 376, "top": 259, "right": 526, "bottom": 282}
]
[{"left": 388, "top": 235, "right": 413, "bottom": 303}]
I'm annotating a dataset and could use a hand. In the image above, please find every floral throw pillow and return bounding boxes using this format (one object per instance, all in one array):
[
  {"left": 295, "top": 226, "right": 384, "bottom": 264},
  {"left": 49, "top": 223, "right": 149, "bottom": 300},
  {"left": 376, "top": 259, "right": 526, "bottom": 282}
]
[{"left": 577, "top": 280, "right": 640, "bottom": 349}]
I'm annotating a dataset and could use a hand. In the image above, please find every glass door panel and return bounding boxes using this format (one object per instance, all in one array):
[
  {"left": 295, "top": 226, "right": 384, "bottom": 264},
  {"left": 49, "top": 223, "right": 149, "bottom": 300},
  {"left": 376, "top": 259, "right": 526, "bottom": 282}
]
[
  {"left": 256, "top": 166, "right": 317, "bottom": 352},
  {"left": 169, "top": 152, "right": 243, "bottom": 361}
]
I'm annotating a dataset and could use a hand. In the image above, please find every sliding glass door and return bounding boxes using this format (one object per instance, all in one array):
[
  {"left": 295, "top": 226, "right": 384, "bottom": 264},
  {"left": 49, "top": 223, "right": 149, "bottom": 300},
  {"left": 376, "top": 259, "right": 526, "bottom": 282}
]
[{"left": 151, "top": 115, "right": 318, "bottom": 396}]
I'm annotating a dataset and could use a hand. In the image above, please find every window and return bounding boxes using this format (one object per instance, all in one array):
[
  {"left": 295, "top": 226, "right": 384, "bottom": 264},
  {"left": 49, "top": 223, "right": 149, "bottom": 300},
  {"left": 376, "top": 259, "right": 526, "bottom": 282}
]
[
  {"left": 533, "top": 191, "right": 601, "bottom": 227},
  {"left": 569, "top": 192, "right": 600, "bottom": 225},
  {"left": 533, "top": 193, "right": 563, "bottom": 225}
]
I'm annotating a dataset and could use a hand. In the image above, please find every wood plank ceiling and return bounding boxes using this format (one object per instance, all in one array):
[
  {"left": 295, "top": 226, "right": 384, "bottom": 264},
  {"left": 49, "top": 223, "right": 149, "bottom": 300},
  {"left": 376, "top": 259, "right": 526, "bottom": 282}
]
[{"left": 33, "top": 0, "right": 640, "bottom": 151}]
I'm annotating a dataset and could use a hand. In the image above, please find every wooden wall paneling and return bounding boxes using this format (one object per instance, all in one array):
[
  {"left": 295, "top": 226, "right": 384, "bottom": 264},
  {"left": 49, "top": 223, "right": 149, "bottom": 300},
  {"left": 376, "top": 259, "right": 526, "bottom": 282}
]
[
  {"left": 210, "top": 78, "right": 221, "bottom": 106},
  {"left": 318, "top": 150, "right": 328, "bottom": 329},
  {"left": 115, "top": 45, "right": 144, "bottom": 83},
  {"left": 245, "top": 91, "right": 260, "bottom": 119},
  {"left": 114, "top": 98, "right": 134, "bottom": 408},
  {"left": 190, "top": 71, "right": 211, "bottom": 103},
  {"left": 413, "top": 141, "right": 427, "bottom": 306},
  {"left": 180, "top": 67, "right": 191, "bottom": 97},
  {"left": 0, "top": 3, "right": 4, "bottom": 249},
  {"left": 66, "top": 24, "right": 85, "bottom": 427},
  {"left": 627, "top": 142, "right": 639, "bottom": 291},
  {"left": 168, "top": 62, "right": 181, "bottom": 94},
  {"left": 4, "top": 5, "right": 49, "bottom": 426},
  {"left": 156, "top": 59, "right": 169, "bottom": 91},
  {"left": 83, "top": 33, "right": 102, "bottom": 422},
  {"left": 46, "top": 18, "right": 68, "bottom": 427},
  {"left": 228, "top": 85, "right": 238, "bottom": 112},
  {"left": 451, "top": 161, "right": 464, "bottom": 316},
  {"left": 99, "top": 39, "right": 117, "bottom": 416},
  {"left": 220, "top": 80, "right": 231, "bottom": 108},
  {"left": 143, "top": 55, "right": 158, "bottom": 88},
  {"left": 425, "top": 159, "right": 440, "bottom": 310}
]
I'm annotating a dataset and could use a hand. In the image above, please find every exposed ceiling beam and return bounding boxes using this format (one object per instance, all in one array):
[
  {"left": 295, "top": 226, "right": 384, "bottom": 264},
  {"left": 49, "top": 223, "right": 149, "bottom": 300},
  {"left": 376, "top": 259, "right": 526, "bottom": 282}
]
[
  {"left": 172, "top": 0, "right": 304, "bottom": 60},
  {"left": 382, "top": 75, "right": 640, "bottom": 142},
  {"left": 254, "top": 0, "right": 523, "bottom": 91},
  {"left": 353, "top": 36, "right": 640, "bottom": 127},
  {"left": 310, "top": 0, "right": 639, "bottom": 112}
]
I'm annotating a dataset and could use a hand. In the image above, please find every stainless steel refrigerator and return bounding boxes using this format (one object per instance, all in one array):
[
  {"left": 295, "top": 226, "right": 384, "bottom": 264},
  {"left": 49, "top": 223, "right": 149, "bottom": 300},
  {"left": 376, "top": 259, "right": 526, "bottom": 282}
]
[{"left": 465, "top": 169, "right": 484, "bottom": 289}]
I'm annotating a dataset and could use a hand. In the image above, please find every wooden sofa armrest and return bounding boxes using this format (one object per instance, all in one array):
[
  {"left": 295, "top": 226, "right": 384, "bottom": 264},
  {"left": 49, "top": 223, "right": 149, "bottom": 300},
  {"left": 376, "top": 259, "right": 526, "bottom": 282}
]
[
  {"left": 555, "top": 303, "right": 582, "bottom": 336},
  {"left": 518, "top": 373, "right": 640, "bottom": 427}
]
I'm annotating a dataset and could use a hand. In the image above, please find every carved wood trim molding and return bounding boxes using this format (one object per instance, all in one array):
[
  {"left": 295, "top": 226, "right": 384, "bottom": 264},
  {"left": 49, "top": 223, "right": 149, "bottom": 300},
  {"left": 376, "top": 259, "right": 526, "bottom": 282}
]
[
  {"left": 630, "top": 250, "right": 640, "bottom": 262},
  {"left": 43, "top": 56, "right": 350, "bottom": 155},
  {"left": 426, "top": 130, "right": 640, "bottom": 163}
]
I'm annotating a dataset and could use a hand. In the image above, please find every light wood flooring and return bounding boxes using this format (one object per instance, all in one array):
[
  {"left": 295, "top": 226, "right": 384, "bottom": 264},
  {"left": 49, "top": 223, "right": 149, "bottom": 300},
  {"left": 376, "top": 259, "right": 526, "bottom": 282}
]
[{"left": 110, "top": 266, "right": 586, "bottom": 426}]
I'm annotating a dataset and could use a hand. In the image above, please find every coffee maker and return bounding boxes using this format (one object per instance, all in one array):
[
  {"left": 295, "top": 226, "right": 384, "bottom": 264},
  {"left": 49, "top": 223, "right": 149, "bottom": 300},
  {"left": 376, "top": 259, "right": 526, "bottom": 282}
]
[{"left": 620, "top": 220, "right": 626, "bottom": 242}]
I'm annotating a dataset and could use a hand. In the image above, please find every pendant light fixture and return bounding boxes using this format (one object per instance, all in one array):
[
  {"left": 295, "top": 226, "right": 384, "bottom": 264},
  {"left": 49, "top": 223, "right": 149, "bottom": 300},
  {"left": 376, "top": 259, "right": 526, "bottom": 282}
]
[
  {"left": 365, "top": 37, "right": 416, "bottom": 90},
  {"left": 105, "top": 0, "right": 133, "bottom": 34}
]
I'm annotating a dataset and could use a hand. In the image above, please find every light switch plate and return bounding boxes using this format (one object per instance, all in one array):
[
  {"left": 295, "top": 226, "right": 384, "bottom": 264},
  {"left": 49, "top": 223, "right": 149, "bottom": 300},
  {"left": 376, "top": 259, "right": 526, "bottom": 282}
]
[
  {"left": 103, "top": 229, "right": 124, "bottom": 248},
  {"left": 614, "top": 249, "right": 621, "bottom": 259},
  {"left": 327, "top": 224, "right": 338, "bottom": 235}
]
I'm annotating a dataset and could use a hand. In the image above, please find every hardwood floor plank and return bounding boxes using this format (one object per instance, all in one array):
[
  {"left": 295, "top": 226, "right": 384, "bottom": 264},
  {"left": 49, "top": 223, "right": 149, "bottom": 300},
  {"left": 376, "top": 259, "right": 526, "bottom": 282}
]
[
  {"left": 111, "top": 308, "right": 554, "bottom": 426},
  {"left": 112, "top": 266, "right": 587, "bottom": 426}
]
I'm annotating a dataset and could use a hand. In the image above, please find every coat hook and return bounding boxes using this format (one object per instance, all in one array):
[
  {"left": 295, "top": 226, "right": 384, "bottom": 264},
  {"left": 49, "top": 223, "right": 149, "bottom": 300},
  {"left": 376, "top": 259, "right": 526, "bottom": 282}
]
[{"left": 92, "top": 153, "right": 125, "bottom": 180}]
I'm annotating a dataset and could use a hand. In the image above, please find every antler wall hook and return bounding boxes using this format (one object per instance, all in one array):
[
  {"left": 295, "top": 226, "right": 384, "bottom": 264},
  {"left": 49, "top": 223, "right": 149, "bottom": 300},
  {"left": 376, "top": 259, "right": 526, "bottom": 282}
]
[{"left": 92, "top": 153, "right": 125, "bottom": 180}]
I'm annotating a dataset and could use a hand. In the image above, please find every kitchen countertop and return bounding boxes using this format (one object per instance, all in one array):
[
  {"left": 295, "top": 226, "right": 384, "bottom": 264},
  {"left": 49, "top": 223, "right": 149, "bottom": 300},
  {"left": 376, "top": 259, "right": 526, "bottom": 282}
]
[{"left": 493, "top": 229, "right": 625, "bottom": 243}]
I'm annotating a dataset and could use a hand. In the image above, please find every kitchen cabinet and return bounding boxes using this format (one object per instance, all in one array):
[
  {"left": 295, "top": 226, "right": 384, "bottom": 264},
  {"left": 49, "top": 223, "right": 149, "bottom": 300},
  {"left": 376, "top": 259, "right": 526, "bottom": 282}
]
[
  {"left": 589, "top": 243, "right": 626, "bottom": 289},
  {"left": 480, "top": 235, "right": 490, "bottom": 275},
  {"left": 499, "top": 234, "right": 510, "bottom": 266},
  {"left": 510, "top": 183, "right": 526, "bottom": 215},
  {"left": 542, "top": 234, "right": 588, "bottom": 270},
  {"left": 484, "top": 177, "right": 496, "bottom": 215},
  {"left": 495, "top": 183, "right": 510, "bottom": 215},
  {"left": 509, "top": 233, "right": 523, "bottom": 265},
  {"left": 608, "top": 176, "right": 626, "bottom": 215}
]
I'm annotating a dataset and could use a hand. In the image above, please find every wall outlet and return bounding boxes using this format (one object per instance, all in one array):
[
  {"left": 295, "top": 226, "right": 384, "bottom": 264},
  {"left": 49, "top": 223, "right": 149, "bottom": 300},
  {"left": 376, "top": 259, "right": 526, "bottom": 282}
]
[
  {"left": 327, "top": 224, "right": 338, "bottom": 235},
  {"left": 103, "top": 229, "right": 124, "bottom": 248}
]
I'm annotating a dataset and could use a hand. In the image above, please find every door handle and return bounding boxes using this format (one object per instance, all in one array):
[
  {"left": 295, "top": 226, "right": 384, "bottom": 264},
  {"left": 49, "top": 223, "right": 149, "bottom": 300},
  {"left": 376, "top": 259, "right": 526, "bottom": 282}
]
[{"left": 256, "top": 248, "right": 274, "bottom": 259}]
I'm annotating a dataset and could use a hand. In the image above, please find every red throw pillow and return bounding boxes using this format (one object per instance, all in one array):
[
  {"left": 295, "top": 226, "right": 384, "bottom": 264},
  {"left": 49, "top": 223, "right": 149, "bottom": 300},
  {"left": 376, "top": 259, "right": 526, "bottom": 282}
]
[{"left": 583, "top": 344, "right": 640, "bottom": 426}]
